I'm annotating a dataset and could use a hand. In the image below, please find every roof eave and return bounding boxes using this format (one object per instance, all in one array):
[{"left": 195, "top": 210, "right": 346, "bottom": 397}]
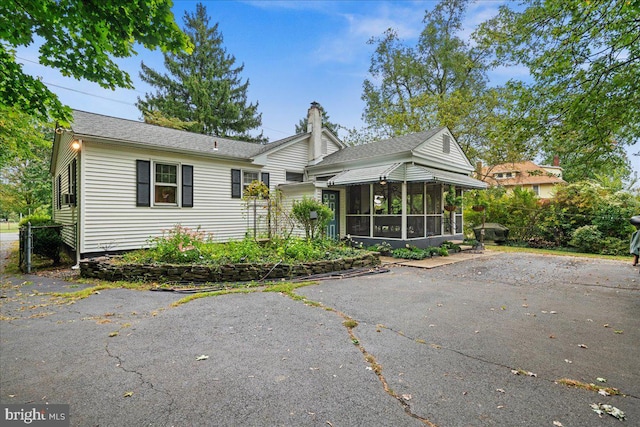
[{"left": 72, "top": 132, "right": 254, "bottom": 162}]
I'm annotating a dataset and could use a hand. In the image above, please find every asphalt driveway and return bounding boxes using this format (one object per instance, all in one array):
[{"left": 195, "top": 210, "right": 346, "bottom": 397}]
[{"left": 1, "top": 252, "right": 638, "bottom": 426}]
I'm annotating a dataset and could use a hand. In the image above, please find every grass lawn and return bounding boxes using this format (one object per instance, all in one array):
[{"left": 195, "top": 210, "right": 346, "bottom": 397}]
[{"left": 485, "top": 243, "right": 631, "bottom": 262}]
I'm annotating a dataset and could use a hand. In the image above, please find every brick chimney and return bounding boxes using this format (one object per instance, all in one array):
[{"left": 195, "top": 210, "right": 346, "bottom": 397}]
[{"left": 553, "top": 155, "right": 560, "bottom": 167}]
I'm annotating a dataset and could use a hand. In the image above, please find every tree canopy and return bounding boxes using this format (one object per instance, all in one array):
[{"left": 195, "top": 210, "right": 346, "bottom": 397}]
[
  {"left": 137, "top": 3, "right": 264, "bottom": 142},
  {"left": 361, "top": 0, "right": 504, "bottom": 162},
  {"left": 474, "top": 0, "right": 638, "bottom": 181},
  {"left": 0, "top": 0, "right": 191, "bottom": 123},
  {"left": 360, "top": 0, "right": 637, "bottom": 181},
  {"left": 0, "top": 108, "right": 52, "bottom": 217}
]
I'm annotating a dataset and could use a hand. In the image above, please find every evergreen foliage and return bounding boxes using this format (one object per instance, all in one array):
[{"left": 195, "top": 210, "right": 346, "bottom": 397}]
[{"left": 137, "top": 3, "right": 264, "bottom": 142}]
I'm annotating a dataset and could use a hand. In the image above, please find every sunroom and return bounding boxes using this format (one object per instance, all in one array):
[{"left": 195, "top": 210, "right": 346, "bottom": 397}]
[{"left": 328, "top": 163, "right": 486, "bottom": 248}]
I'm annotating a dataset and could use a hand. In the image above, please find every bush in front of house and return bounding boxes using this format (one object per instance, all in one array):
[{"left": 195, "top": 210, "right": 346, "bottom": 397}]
[
  {"left": 290, "top": 196, "right": 333, "bottom": 240},
  {"left": 391, "top": 244, "right": 449, "bottom": 260},
  {"left": 569, "top": 225, "right": 603, "bottom": 254},
  {"left": 463, "top": 180, "right": 640, "bottom": 256},
  {"left": 120, "top": 225, "right": 366, "bottom": 266},
  {"left": 19, "top": 215, "right": 63, "bottom": 265}
]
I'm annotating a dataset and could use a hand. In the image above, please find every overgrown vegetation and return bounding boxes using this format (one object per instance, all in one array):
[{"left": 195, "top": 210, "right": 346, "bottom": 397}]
[
  {"left": 290, "top": 196, "right": 334, "bottom": 240},
  {"left": 19, "top": 215, "right": 63, "bottom": 265},
  {"left": 389, "top": 244, "right": 450, "bottom": 260},
  {"left": 463, "top": 181, "right": 640, "bottom": 256},
  {"left": 119, "top": 225, "right": 366, "bottom": 266}
]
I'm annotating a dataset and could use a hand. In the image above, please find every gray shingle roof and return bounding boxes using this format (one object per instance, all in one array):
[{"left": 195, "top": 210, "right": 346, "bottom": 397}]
[
  {"left": 315, "top": 127, "right": 444, "bottom": 166},
  {"left": 70, "top": 110, "right": 271, "bottom": 159}
]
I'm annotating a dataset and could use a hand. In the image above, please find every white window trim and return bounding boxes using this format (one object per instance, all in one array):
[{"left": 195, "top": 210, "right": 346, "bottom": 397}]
[
  {"left": 242, "top": 170, "right": 261, "bottom": 191},
  {"left": 153, "top": 161, "right": 181, "bottom": 207}
]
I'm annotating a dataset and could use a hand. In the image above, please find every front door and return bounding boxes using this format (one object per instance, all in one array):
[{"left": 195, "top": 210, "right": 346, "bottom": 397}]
[{"left": 322, "top": 190, "right": 340, "bottom": 240}]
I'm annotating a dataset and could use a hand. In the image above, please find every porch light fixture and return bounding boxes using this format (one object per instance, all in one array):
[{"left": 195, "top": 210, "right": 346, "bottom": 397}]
[
  {"left": 71, "top": 139, "right": 82, "bottom": 151},
  {"left": 379, "top": 179, "right": 387, "bottom": 185}
]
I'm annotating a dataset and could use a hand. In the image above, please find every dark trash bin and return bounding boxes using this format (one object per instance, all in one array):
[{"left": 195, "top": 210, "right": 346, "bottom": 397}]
[{"left": 474, "top": 223, "right": 509, "bottom": 243}]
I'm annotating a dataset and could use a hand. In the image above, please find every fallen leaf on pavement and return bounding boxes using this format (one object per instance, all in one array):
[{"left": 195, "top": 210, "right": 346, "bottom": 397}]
[
  {"left": 578, "top": 344, "right": 588, "bottom": 348},
  {"left": 596, "top": 377, "right": 606, "bottom": 383},
  {"left": 553, "top": 421, "right": 563, "bottom": 427},
  {"left": 196, "top": 355, "right": 209, "bottom": 361},
  {"left": 123, "top": 391, "right": 133, "bottom": 398},
  {"left": 590, "top": 403, "right": 625, "bottom": 420}
]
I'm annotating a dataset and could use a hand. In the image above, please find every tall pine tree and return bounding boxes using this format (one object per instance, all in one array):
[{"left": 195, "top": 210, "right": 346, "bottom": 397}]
[{"left": 137, "top": 3, "right": 264, "bottom": 142}]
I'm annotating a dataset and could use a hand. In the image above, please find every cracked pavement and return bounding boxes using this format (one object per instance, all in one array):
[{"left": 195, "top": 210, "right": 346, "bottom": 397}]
[{"left": 1, "top": 252, "right": 639, "bottom": 426}]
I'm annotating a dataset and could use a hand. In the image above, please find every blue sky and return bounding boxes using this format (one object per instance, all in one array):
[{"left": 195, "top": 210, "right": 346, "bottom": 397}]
[{"left": 16, "top": 0, "right": 639, "bottom": 177}]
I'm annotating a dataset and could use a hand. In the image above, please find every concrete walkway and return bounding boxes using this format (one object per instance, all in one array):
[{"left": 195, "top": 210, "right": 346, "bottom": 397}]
[{"left": 381, "top": 248, "right": 497, "bottom": 269}]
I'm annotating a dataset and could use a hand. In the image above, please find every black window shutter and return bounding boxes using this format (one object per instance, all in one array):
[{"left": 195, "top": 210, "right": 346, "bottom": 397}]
[
  {"left": 67, "top": 163, "right": 71, "bottom": 193},
  {"left": 182, "top": 165, "right": 193, "bottom": 207},
  {"left": 70, "top": 158, "right": 77, "bottom": 205},
  {"left": 231, "top": 169, "right": 241, "bottom": 198},
  {"left": 261, "top": 172, "right": 270, "bottom": 188},
  {"left": 57, "top": 175, "right": 62, "bottom": 209},
  {"left": 136, "top": 160, "right": 151, "bottom": 207}
]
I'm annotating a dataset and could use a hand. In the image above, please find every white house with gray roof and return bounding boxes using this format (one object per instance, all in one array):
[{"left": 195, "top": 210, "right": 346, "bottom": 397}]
[{"left": 51, "top": 102, "right": 485, "bottom": 259}]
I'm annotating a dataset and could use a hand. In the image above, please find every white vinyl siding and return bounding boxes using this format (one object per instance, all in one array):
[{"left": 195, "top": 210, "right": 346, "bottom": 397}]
[
  {"left": 263, "top": 139, "right": 310, "bottom": 189},
  {"left": 324, "top": 136, "right": 341, "bottom": 156},
  {"left": 51, "top": 132, "right": 79, "bottom": 249},
  {"left": 79, "top": 142, "right": 257, "bottom": 254},
  {"left": 413, "top": 130, "right": 472, "bottom": 172}
]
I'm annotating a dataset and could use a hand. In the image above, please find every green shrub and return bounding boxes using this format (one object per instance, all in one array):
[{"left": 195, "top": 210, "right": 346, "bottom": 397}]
[
  {"left": 440, "top": 241, "right": 460, "bottom": 253},
  {"left": 367, "top": 241, "right": 393, "bottom": 255},
  {"left": 392, "top": 247, "right": 429, "bottom": 260},
  {"left": 19, "top": 215, "right": 63, "bottom": 265},
  {"left": 291, "top": 196, "right": 333, "bottom": 240},
  {"left": 569, "top": 225, "right": 603, "bottom": 254},
  {"left": 391, "top": 244, "right": 450, "bottom": 259},
  {"left": 600, "top": 237, "right": 629, "bottom": 256},
  {"left": 121, "top": 229, "right": 364, "bottom": 266},
  {"left": 145, "top": 225, "right": 213, "bottom": 264}
]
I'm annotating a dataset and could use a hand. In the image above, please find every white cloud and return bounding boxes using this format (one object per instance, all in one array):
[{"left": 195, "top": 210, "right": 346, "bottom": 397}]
[{"left": 311, "top": 2, "right": 427, "bottom": 64}]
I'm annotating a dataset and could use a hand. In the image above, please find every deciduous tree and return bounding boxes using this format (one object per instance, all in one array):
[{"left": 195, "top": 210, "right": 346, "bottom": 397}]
[
  {"left": 362, "top": 0, "right": 491, "bottom": 158},
  {"left": 474, "top": 0, "right": 639, "bottom": 181},
  {"left": 0, "top": 0, "right": 191, "bottom": 122}
]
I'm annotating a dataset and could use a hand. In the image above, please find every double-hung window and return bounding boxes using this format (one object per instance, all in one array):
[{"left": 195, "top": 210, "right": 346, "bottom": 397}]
[
  {"left": 155, "top": 163, "right": 178, "bottom": 205},
  {"left": 231, "top": 169, "right": 270, "bottom": 198},
  {"left": 243, "top": 171, "right": 259, "bottom": 193},
  {"left": 137, "top": 160, "right": 193, "bottom": 207}
]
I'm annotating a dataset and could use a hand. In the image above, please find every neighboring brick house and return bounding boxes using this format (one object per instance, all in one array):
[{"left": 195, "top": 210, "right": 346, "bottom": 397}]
[{"left": 478, "top": 160, "right": 566, "bottom": 199}]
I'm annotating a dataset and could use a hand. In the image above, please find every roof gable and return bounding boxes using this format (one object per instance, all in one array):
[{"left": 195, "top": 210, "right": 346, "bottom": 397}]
[
  {"left": 315, "top": 128, "right": 443, "bottom": 167},
  {"left": 313, "top": 127, "right": 473, "bottom": 173},
  {"left": 412, "top": 128, "right": 473, "bottom": 171}
]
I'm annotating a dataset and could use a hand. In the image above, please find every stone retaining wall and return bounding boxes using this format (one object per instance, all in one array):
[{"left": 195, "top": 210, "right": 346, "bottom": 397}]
[{"left": 80, "top": 252, "right": 380, "bottom": 283}]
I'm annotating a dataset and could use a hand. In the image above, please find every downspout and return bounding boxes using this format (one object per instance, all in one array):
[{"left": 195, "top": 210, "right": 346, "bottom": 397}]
[{"left": 71, "top": 139, "right": 82, "bottom": 269}]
